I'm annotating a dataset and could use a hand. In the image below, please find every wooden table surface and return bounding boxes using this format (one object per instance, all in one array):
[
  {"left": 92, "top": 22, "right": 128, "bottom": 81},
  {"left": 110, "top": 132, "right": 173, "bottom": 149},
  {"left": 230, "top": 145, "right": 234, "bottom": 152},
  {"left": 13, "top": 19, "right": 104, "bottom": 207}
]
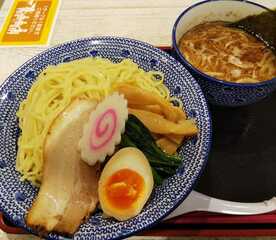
[
  {"left": 1, "top": 0, "right": 276, "bottom": 239},
  {"left": 0, "top": 0, "right": 276, "bottom": 82}
]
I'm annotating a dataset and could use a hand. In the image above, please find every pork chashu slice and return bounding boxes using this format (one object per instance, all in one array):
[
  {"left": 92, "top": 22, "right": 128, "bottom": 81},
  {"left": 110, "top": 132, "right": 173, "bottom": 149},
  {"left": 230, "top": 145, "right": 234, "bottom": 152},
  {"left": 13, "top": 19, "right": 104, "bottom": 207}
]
[{"left": 27, "top": 99, "right": 99, "bottom": 235}]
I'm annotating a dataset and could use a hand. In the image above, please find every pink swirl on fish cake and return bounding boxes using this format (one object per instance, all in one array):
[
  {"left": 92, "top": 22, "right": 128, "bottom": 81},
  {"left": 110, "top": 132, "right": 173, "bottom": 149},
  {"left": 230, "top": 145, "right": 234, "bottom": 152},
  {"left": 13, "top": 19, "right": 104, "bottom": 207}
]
[{"left": 90, "top": 108, "right": 117, "bottom": 150}]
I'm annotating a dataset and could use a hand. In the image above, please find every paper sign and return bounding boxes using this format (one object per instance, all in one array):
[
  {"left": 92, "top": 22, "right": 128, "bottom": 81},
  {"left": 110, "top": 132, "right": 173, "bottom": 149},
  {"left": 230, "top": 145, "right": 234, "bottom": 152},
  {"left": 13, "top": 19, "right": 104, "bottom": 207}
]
[{"left": 0, "top": 0, "right": 60, "bottom": 46}]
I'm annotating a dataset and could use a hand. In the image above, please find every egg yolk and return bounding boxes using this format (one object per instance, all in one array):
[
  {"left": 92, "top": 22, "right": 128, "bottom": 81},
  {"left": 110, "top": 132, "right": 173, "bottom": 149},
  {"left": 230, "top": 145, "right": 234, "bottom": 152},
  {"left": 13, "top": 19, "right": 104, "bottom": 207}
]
[{"left": 106, "top": 168, "right": 144, "bottom": 209}]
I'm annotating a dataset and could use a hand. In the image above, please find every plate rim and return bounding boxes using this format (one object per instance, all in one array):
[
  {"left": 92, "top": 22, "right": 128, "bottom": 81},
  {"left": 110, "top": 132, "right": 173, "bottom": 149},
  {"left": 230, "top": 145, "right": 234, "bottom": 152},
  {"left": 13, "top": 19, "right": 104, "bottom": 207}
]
[{"left": 0, "top": 36, "right": 212, "bottom": 240}]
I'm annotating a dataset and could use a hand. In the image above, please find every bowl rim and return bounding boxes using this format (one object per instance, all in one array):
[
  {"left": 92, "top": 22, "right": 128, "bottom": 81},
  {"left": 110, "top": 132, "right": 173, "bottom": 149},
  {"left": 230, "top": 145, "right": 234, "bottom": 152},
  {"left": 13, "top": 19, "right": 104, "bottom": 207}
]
[
  {"left": 172, "top": 0, "right": 276, "bottom": 88},
  {"left": 0, "top": 36, "right": 212, "bottom": 240}
]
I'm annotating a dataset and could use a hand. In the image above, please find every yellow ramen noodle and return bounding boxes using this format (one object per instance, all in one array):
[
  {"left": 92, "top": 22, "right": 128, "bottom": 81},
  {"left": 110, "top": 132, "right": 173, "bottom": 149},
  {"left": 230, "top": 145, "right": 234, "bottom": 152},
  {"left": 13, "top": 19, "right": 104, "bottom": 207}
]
[
  {"left": 17, "top": 58, "right": 170, "bottom": 185},
  {"left": 179, "top": 22, "right": 276, "bottom": 83}
]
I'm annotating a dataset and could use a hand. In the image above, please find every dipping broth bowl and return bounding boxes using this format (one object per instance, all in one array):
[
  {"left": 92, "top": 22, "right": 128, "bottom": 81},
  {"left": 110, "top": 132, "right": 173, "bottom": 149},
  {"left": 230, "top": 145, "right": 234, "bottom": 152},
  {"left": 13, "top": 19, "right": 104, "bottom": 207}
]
[{"left": 172, "top": 0, "right": 276, "bottom": 107}]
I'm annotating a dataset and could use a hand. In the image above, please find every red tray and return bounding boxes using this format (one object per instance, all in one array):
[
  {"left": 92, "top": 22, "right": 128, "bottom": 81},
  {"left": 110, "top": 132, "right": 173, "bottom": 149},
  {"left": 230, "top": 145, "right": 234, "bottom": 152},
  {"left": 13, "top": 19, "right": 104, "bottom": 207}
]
[{"left": 2, "top": 211, "right": 276, "bottom": 237}]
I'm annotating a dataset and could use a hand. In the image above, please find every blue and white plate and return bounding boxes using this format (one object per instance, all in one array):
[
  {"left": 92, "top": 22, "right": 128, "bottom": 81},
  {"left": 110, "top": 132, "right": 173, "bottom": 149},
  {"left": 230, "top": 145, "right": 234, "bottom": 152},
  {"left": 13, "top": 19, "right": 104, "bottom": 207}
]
[{"left": 0, "top": 37, "right": 211, "bottom": 240}]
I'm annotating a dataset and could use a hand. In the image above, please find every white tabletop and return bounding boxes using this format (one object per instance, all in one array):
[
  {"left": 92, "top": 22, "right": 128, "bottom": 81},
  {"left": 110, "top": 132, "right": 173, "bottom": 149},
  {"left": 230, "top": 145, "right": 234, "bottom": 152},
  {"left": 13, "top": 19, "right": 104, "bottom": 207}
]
[{"left": 0, "top": 0, "right": 276, "bottom": 82}]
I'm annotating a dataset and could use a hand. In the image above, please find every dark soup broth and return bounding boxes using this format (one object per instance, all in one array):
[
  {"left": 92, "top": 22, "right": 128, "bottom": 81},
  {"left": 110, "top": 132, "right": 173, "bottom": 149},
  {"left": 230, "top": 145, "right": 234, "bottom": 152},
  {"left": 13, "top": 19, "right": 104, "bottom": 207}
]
[{"left": 179, "top": 21, "right": 276, "bottom": 83}]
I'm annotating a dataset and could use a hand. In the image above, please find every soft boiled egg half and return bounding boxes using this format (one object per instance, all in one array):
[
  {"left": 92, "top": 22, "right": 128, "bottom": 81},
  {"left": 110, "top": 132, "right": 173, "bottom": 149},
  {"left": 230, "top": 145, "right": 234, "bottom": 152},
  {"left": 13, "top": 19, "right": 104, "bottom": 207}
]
[{"left": 98, "top": 147, "right": 154, "bottom": 221}]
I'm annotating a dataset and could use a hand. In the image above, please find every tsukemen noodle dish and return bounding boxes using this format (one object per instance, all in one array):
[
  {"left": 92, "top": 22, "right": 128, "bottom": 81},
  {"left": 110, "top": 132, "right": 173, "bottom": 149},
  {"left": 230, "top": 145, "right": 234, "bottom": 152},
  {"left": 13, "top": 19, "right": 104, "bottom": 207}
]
[{"left": 16, "top": 57, "right": 198, "bottom": 236}]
